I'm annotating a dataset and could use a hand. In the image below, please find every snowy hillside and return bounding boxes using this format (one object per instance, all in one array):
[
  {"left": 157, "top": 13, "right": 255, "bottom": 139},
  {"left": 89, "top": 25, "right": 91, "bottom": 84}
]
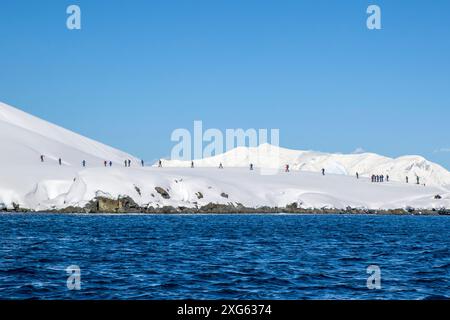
[
  {"left": 160, "top": 144, "right": 450, "bottom": 188},
  {"left": 0, "top": 101, "right": 449, "bottom": 211},
  {"left": 0, "top": 102, "right": 138, "bottom": 167}
]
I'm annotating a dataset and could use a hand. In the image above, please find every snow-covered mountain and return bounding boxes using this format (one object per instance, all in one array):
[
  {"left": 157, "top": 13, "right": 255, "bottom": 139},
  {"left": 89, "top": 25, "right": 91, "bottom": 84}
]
[
  {"left": 0, "top": 101, "right": 139, "bottom": 209},
  {"left": 0, "top": 101, "right": 449, "bottom": 211},
  {"left": 0, "top": 102, "right": 138, "bottom": 167},
  {"left": 160, "top": 144, "right": 450, "bottom": 188}
]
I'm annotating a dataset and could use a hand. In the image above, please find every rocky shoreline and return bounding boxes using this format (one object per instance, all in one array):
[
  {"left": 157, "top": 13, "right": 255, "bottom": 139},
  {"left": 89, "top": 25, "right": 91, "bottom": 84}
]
[{"left": 1, "top": 196, "right": 449, "bottom": 216}]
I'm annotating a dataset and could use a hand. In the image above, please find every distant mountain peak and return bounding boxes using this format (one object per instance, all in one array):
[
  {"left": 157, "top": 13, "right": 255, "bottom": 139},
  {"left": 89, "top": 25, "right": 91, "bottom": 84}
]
[{"left": 161, "top": 144, "right": 450, "bottom": 188}]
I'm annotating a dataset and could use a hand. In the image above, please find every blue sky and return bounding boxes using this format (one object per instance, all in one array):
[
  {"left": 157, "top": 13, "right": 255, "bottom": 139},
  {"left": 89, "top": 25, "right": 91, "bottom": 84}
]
[{"left": 0, "top": 0, "right": 449, "bottom": 168}]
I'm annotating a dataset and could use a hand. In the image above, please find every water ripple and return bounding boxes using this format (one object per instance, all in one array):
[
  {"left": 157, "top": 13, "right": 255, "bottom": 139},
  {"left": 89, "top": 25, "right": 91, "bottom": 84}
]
[{"left": 0, "top": 213, "right": 449, "bottom": 299}]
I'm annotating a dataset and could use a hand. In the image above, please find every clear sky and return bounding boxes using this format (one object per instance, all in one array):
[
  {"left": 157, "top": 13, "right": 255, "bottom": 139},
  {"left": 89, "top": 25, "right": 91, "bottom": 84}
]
[{"left": 0, "top": 0, "right": 449, "bottom": 168}]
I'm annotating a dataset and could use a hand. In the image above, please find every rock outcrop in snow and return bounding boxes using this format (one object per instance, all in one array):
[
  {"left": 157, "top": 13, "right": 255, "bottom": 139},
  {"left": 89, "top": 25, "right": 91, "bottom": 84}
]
[{"left": 0, "top": 101, "right": 449, "bottom": 211}]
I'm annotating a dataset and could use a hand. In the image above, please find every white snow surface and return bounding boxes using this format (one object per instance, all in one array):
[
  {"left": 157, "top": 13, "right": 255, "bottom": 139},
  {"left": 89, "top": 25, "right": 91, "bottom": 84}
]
[
  {"left": 161, "top": 144, "right": 450, "bottom": 188},
  {"left": 1, "top": 101, "right": 449, "bottom": 211}
]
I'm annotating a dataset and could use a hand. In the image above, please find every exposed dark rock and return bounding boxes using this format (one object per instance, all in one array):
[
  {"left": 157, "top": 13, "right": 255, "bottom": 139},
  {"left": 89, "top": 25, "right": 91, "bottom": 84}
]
[
  {"left": 10, "top": 195, "right": 446, "bottom": 215},
  {"left": 220, "top": 192, "right": 229, "bottom": 199},
  {"left": 119, "top": 196, "right": 140, "bottom": 212},
  {"left": 406, "top": 206, "right": 415, "bottom": 213},
  {"left": 160, "top": 206, "right": 177, "bottom": 214},
  {"left": 286, "top": 202, "right": 298, "bottom": 210},
  {"left": 435, "top": 194, "right": 442, "bottom": 199},
  {"left": 80, "top": 196, "right": 140, "bottom": 213},
  {"left": 134, "top": 185, "right": 141, "bottom": 196},
  {"left": 200, "top": 203, "right": 235, "bottom": 213},
  {"left": 196, "top": 192, "right": 204, "bottom": 199},
  {"left": 155, "top": 187, "right": 170, "bottom": 199}
]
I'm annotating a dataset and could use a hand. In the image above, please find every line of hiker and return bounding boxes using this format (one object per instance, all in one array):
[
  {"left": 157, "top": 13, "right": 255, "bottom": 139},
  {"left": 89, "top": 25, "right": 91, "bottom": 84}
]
[
  {"left": 214, "top": 163, "right": 254, "bottom": 170},
  {"left": 188, "top": 162, "right": 258, "bottom": 171},
  {"left": 39, "top": 154, "right": 424, "bottom": 186},
  {"left": 40, "top": 155, "right": 146, "bottom": 168},
  {"left": 371, "top": 174, "right": 389, "bottom": 183},
  {"left": 187, "top": 160, "right": 423, "bottom": 186},
  {"left": 406, "top": 176, "right": 421, "bottom": 185},
  {"left": 187, "top": 162, "right": 256, "bottom": 170}
]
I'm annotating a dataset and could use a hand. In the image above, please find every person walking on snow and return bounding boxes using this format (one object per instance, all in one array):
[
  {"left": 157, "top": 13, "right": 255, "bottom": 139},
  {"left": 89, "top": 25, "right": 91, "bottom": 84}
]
[
  {"left": 109, "top": 161, "right": 112, "bottom": 167},
  {"left": 141, "top": 159, "right": 144, "bottom": 167},
  {"left": 386, "top": 175, "right": 389, "bottom": 182},
  {"left": 58, "top": 158, "right": 62, "bottom": 166},
  {"left": 356, "top": 172, "right": 359, "bottom": 179},
  {"left": 158, "top": 159, "right": 162, "bottom": 168},
  {"left": 250, "top": 163, "right": 254, "bottom": 171},
  {"left": 40, "top": 155, "right": 44, "bottom": 162},
  {"left": 321, "top": 168, "right": 325, "bottom": 176},
  {"left": 219, "top": 163, "right": 223, "bottom": 169},
  {"left": 128, "top": 159, "right": 131, "bottom": 167},
  {"left": 82, "top": 160, "right": 86, "bottom": 167},
  {"left": 191, "top": 161, "right": 194, "bottom": 168},
  {"left": 406, "top": 176, "right": 409, "bottom": 183},
  {"left": 416, "top": 176, "right": 420, "bottom": 185},
  {"left": 285, "top": 164, "right": 289, "bottom": 172}
]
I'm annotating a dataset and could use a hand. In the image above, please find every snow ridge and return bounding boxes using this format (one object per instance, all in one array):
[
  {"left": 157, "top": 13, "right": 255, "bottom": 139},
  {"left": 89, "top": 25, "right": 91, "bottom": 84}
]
[
  {"left": 0, "top": 101, "right": 449, "bottom": 211},
  {"left": 160, "top": 143, "right": 450, "bottom": 188}
]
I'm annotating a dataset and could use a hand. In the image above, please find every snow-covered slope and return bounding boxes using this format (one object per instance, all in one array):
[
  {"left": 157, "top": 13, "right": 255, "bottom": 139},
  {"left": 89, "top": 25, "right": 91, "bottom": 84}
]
[
  {"left": 23, "top": 167, "right": 450, "bottom": 211},
  {"left": 0, "top": 102, "right": 137, "bottom": 167},
  {"left": 0, "top": 101, "right": 139, "bottom": 209},
  {"left": 0, "top": 101, "right": 449, "bottom": 211},
  {"left": 160, "top": 144, "right": 450, "bottom": 188}
]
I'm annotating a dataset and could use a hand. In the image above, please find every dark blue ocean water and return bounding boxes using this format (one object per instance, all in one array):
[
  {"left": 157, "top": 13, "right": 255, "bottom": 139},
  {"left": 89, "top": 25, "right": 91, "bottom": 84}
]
[{"left": 0, "top": 213, "right": 449, "bottom": 300}]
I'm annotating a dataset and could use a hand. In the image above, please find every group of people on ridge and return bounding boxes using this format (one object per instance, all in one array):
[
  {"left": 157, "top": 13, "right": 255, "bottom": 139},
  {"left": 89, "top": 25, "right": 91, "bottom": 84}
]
[
  {"left": 217, "top": 163, "right": 254, "bottom": 170},
  {"left": 40, "top": 155, "right": 145, "bottom": 168},
  {"left": 371, "top": 174, "right": 389, "bottom": 183},
  {"left": 41, "top": 155, "right": 63, "bottom": 165},
  {"left": 406, "top": 176, "right": 421, "bottom": 185},
  {"left": 39, "top": 154, "right": 424, "bottom": 186}
]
